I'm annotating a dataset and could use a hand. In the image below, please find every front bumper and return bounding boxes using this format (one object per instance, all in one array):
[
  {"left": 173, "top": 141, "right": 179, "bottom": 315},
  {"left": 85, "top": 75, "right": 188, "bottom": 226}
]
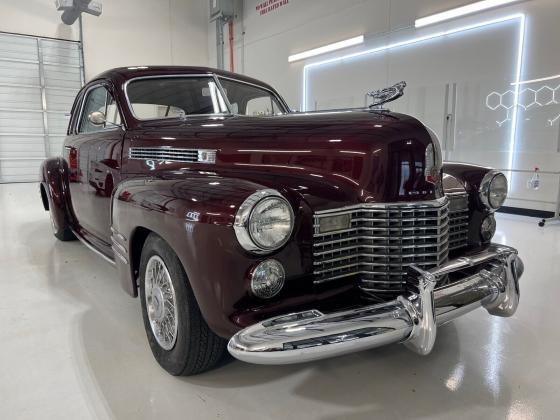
[{"left": 228, "top": 244, "right": 522, "bottom": 364}]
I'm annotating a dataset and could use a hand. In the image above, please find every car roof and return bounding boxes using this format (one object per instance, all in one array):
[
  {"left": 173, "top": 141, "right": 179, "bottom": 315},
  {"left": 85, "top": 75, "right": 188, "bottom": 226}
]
[{"left": 90, "top": 66, "right": 277, "bottom": 92}]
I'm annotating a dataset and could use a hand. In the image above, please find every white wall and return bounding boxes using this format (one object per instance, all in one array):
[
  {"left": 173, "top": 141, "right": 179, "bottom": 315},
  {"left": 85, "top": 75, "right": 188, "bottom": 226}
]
[
  {"left": 211, "top": 0, "right": 560, "bottom": 213},
  {"left": 0, "top": 0, "right": 209, "bottom": 80},
  {"left": 0, "top": 0, "right": 79, "bottom": 41},
  {"left": 81, "top": 0, "right": 209, "bottom": 79}
]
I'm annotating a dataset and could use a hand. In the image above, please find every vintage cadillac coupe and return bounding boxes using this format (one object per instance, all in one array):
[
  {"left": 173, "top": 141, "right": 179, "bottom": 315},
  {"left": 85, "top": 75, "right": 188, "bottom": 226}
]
[{"left": 40, "top": 66, "right": 523, "bottom": 375}]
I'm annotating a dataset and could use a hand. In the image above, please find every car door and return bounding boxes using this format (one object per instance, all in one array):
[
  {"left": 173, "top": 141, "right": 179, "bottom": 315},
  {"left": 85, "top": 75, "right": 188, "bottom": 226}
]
[{"left": 65, "top": 83, "right": 125, "bottom": 247}]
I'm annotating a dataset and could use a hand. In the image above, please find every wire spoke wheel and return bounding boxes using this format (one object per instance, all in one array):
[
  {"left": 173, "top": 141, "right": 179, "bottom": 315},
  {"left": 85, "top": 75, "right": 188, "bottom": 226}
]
[{"left": 145, "top": 255, "right": 179, "bottom": 351}]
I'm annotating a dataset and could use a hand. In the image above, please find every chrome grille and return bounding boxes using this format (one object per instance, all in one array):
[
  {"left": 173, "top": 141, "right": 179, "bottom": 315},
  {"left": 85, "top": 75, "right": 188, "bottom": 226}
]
[
  {"left": 313, "top": 198, "right": 449, "bottom": 296},
  {"left": 448, "top": 193, "right": 469, "bottom": 251},
  {"left": 128, "top": 147, "right": 216, "bottom": 163}
]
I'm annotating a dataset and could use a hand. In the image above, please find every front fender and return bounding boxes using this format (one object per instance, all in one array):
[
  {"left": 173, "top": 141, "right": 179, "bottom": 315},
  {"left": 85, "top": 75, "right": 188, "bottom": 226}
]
[
  {"left": 111, "top": 174, "right": 311, "bottom": 337},
  {"left": 443, "top": 162, "right": 496, "bottom": 246}
]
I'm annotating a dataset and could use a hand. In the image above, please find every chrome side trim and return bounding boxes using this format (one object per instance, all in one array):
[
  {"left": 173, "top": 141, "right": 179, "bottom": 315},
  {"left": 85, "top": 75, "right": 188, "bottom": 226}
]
[
  {"left": 228, "top": 244, "right": 522, "bottom": 364},
  {"left": 110, "top": 226, "right": 128, "bottom": 265},
  {"left": 72, "top": 229, "right": 115, "bottom": 266},
  {"left": 128, "top": 147, "right": 217, "bottom": 164}
]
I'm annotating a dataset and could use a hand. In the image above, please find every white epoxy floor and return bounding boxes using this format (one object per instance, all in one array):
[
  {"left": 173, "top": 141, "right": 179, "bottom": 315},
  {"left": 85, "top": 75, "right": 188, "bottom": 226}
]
[{"left": 1, "top": 182, "right": 559, "bottom": 420}]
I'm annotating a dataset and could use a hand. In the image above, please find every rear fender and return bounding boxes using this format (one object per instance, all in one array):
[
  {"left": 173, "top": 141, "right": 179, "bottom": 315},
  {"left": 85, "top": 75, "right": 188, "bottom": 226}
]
[{"left": 40, "top": 157, "right": 73, "bottom": 233}]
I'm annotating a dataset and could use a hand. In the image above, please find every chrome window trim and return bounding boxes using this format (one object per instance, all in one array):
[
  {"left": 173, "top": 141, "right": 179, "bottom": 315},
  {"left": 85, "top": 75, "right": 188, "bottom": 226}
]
[
  {"left": 234, "top": 189, "right": 294, "bottom": 255},
  {"left": 123, "top": 74, "right": 233, "bottom": 121}
]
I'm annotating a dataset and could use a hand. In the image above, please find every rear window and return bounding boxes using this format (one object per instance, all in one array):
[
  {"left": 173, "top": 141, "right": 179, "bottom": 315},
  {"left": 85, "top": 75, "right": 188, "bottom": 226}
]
[{"left": 126, "top": 77, "right": 228, "bottom": 120}]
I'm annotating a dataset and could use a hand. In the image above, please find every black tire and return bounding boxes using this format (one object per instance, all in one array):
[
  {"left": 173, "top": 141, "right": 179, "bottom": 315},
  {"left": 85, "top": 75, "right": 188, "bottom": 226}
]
[
  {"left": 139, "top": 233, "right": 227, "bottom": 376},
  {"left": 47, "top": 198, "right": 76, "bottom": 241},
  {"left": 539, "top": 220, "right": 546, "bottom": 227},
  {"left": 54, "top": 226, "right": 76, "bottom": 241}
]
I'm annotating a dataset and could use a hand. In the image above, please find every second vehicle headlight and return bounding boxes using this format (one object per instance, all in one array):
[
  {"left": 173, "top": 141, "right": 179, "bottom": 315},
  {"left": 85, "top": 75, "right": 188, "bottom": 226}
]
[{"left": 235, "top": 189, "right": 294, "bottom": 254}]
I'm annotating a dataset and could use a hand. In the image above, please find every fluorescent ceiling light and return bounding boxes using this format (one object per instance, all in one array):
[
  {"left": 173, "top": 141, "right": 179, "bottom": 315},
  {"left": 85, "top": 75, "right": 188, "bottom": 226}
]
[
  {"left": 288, "top": 35, "right": 364, "bottom": 63},
  {"left": 415, "top": 0, "right": 523, "bottom": 28},
  {"left": 511, "top": 74, "right": 560, "bottom": 86}
]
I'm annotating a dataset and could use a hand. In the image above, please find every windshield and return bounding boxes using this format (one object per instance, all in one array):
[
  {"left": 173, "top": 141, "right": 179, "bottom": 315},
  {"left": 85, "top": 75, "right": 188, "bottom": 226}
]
[
  {"left": 126, "top": 77, "right": 228, "bottom": 119},
  {"left": 126, "top": 76, "right": 287, "bottom": 120}
]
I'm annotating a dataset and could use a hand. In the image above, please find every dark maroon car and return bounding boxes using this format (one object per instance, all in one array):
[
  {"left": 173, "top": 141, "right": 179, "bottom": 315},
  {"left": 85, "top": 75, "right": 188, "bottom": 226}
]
[{"left": 40, "top": 66, "right": 523, "bottom": 375}]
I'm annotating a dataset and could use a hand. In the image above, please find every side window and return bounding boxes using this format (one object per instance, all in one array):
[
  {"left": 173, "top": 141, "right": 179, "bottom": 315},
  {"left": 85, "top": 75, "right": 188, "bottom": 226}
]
[
  {"left": 78, "top": 85, "right": 121, "bottom": 133},
  {"left": 218, "top": 78, "right": 284, "bottom": 116},
  {"left": 246, "top": 96, "right": 282, "bottom": 116},
  {"left": 106, "top": 95, "right": 122, "bottom": 126}
]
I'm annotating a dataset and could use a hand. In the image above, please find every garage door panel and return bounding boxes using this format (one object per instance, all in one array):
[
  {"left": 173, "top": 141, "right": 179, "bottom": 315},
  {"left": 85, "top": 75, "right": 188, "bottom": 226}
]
[
  {"left": 0, "top": 33, "right": 82, "bottom": 182},
  {"left": 40, "top": 39, "right": 81, "bottom": 67},
  {"left": 48, "top": 135, "right": 66, "bottom": 157},
  {"left": 0, "top": 85, "right": 42, "bottom": 110},
  {"left": 0, "top": 61, "right": 40, "bottom": 86},
  {"left": 47, "top": 113, "right": 70, "bottom": 135},
  {"left": 46, "top": 88, "right": 78, "bottom": 112},
  {"left": 0, "top": 34, "right": 38, "bottom": 62},
  {"left": 0, "top": 135, "right": 46, "bottom": 158},
  {"left": 0, "top": 111, "right": 44, "bottom": 135},
  {"left": 0, "top": 159, "right": 42, "bottom": 182},
  {"left": 44, "top": 64, "right": 82, "bottom": 89}
]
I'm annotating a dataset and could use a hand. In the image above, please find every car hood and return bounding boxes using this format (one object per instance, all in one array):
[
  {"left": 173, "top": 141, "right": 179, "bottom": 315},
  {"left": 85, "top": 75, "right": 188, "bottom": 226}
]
[{"left": 126, "top": 110, "right": 442, "bottom": 211}]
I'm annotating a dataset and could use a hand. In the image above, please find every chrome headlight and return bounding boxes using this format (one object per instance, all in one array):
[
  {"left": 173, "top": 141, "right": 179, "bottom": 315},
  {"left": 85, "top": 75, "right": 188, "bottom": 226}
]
[
  {"left": 424, "top": 126, "right": 443, "bottom": 184},
  {"left": 479, "top": 171, "right": 508, "bottom": 210},
  {"left": 250, "top": 259, "right": 285, "bottom": 299},
  {"left": 480, "top": 214, "right": 497, "bottom": 241},
  {"left": 234, "top": 189, "right": 294, "bottom": 254}
]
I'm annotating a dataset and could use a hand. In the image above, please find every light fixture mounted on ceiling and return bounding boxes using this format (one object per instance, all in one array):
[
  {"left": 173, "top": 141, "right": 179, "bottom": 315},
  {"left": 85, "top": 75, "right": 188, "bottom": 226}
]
[
  {"left": 415, "top": 0, "right": 523, "bottom": 28},
  {"left": 55, "top": 0, "right": 102, "bottom": 25}
]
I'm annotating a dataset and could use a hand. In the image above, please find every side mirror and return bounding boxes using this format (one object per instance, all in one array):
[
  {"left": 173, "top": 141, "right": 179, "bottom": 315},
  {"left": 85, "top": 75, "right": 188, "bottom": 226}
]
[{"left": 88, "top": 111, "right": 106, "bottom": 126}]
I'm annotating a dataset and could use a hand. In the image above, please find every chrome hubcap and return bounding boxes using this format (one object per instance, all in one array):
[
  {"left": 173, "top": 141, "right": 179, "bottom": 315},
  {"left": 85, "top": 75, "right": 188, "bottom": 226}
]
[{"left": 145, "top": 255, "right": 178, "bottom": 350}]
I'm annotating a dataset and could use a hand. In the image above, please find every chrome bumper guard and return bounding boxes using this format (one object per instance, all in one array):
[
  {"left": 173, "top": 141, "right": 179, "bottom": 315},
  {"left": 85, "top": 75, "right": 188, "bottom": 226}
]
[{"left": 228, "top": 244, "right": 523, "bottom": 365}]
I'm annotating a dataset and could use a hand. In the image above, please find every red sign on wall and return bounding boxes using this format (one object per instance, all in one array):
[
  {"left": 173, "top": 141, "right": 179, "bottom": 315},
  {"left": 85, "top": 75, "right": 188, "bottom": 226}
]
[{"left": 255, "top": 0, "right": 289, "bottom": 16}]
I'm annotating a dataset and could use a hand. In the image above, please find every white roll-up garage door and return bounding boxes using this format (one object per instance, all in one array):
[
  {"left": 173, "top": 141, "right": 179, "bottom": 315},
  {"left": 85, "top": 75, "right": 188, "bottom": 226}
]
[{"left": 0, "top": 32, "right": 84, "bottom": 183}]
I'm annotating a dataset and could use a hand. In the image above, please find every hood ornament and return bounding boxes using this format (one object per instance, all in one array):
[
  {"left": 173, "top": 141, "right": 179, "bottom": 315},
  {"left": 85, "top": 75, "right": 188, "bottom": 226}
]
[{"left": 367, "top": 81, "right": 407, "bottom": 110}]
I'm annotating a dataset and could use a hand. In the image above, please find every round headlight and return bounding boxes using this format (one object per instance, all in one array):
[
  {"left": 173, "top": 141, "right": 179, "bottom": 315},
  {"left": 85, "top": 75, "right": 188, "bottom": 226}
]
[
  {"left": 481, "top": 214, "right": 496, "bottom": 242},
  {"left": 250, "top": 259, "right": 285, "bottom": 299},
  {"left": 234, "top": 189, "right": 294, "bottom": 254},
  {"left": 479, "top": 172, "right": 508, "bottom": 210}
]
